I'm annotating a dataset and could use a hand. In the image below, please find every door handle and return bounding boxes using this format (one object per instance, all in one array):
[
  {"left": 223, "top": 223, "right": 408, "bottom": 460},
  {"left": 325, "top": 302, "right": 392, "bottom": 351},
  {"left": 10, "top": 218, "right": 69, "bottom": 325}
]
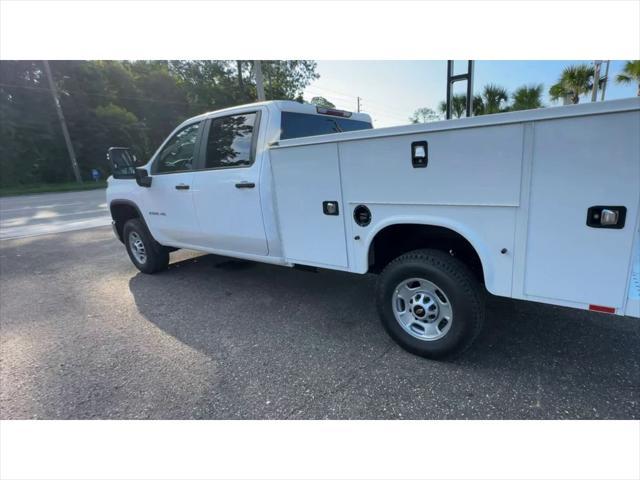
[
  {"left": 235, "top": 182, "right": 255, "bottom": 189},
  {"left": 175, "top": 184, "right": 190, "bottom": 190}
]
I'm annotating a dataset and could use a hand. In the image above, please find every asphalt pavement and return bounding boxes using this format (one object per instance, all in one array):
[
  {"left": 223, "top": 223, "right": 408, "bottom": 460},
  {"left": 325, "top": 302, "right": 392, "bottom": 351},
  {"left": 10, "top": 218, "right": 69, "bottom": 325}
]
[
  {"left": 0, "top": 193, "right": 638, "bottom": 418},
  {"left": 0, "top": 188, "right": 110, "bottom": 240}
]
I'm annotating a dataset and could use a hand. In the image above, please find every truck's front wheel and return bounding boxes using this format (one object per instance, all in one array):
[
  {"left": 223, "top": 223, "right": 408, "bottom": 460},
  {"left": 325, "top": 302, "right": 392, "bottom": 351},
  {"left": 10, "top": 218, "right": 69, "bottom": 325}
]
[
  {"left": 376, "top": 249, "right": 484, "bottom": 359},
  {"left": 123, "top": 218, "right": 169, "bottom": 274}
]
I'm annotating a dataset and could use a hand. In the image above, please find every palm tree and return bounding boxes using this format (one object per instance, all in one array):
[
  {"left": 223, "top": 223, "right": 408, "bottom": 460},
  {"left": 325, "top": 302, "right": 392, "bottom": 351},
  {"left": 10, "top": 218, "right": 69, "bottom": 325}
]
[
  {"left": 438, "top": 94, "right": 467, "bottom": 119},
  {"left": 549, "top": 83, "right": 569, "bottom": 104},
  {"left": 549, "top": 64, "right": 594, "bottom": 104},
  {"left": 615, "top": 60, "right": 640, "bottom": 96},
  {"left": 481, "top": 84, "right": 509, "bottom": 114},
  {"left": 472, "top": 95, "right": 485, "bottom": 116},
  {"left": 511, "top": 84, "right": 544, "bottom": 111},
  {"left": 438, "top": 91, "right": 504, "bottom": 118}
]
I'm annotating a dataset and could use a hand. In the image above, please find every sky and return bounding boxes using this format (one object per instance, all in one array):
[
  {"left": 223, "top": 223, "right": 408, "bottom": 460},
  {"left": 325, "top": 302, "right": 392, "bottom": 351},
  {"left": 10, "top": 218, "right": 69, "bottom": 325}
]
[{"left": 302, "top": 61, "right": 637, "bottom": 127}]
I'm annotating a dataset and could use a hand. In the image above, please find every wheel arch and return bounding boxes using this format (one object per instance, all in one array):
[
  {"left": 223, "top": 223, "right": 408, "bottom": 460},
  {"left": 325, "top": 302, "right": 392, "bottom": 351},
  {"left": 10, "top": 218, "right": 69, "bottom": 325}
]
[
  {"left": 109, "top": 199, "right": 148, "bottom": 243},
  {"left": 363, "top": 217, "right": 495, "bottom": 291}
]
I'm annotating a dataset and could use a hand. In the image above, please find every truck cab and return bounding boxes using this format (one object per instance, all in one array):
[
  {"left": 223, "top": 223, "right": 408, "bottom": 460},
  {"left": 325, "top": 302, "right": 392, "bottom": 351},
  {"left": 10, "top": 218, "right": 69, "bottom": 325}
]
[{"left": 107, "top": 100, "right": 372, "bottom": 265}]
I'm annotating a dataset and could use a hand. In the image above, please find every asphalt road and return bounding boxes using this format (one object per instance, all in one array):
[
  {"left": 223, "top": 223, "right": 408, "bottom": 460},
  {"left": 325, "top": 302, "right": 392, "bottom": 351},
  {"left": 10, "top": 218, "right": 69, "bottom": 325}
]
[
  {"left": 0, "top": 189, "right": 110, "bottom": 240},
  {"left": 1, "top": 215, "right": 639, "bottom": 419}
]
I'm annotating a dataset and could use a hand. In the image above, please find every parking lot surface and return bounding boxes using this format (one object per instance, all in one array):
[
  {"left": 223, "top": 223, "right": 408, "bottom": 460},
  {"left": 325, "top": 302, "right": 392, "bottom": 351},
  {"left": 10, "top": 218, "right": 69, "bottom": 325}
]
[
  {"left": 1, "top": 221, "right": 639, "bottom": 419},
  {"left": 0, "top": 227, "right": 640, "bottom": 419}
]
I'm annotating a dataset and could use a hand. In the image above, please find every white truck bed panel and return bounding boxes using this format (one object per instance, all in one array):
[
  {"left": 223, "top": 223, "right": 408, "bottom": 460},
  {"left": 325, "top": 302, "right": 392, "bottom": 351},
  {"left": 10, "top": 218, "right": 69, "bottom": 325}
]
[
  {"left": 339, "top": 124, "right": 523, "bottom": 207},
  {"left": 524, "top": 111, "right": 640, "bottom": 309},
  {"left": 270, "top": 142, "right": 350, "bottom": 269}
]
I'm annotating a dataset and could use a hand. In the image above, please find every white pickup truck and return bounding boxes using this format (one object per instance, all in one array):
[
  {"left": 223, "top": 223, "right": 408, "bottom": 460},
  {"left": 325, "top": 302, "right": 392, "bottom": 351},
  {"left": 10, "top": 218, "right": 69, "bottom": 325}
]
[{"left": 107, "top": 98, "right": 640, "bottom": 358}]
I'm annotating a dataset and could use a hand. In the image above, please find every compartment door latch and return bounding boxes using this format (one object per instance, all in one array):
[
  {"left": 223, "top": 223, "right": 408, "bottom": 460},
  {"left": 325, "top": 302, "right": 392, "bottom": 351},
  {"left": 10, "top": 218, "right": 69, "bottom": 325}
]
[
  {"left": 586, "top": 206, "right": 626, "bottom": 229},
  {"left": 411, "top": 141, "right": 428, "bottom": 168}
]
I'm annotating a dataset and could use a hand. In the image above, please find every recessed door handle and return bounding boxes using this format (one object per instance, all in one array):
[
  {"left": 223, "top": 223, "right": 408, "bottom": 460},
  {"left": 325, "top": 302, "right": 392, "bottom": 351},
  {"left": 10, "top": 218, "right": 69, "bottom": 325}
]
[
  {"left": 235, "top": 182, "right": 255, "bottom": 189},
  {"left": 175, "top": 184, "right": 190, "bottom": 190}
]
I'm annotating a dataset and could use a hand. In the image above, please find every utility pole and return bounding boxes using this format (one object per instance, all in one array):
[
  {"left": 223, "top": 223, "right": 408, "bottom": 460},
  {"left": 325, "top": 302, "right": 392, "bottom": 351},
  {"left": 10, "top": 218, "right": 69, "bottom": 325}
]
[
  {"left": 237, "top": 60, "right": 244, "bottom": 97},
  {"left": 254, "top": 60, "right": 265, "bottom": 101},
  {"left": 43, "top": 60, "right": 82, "bottom": 183},
  {"left": 357, "top": 96, "right": 361, "bottom": 113},
  {"left": 600, "top": 60, "right": 610, "bottom": 101},
  {"left": 591, "top": 60, "right": 602, "bottom": 102}
]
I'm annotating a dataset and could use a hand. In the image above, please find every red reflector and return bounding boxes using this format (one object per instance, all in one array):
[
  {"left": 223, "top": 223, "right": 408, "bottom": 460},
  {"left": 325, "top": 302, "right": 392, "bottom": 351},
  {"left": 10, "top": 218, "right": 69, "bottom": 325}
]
[{"left": 589, "top": 304, "right": 615, "bottom": 314}]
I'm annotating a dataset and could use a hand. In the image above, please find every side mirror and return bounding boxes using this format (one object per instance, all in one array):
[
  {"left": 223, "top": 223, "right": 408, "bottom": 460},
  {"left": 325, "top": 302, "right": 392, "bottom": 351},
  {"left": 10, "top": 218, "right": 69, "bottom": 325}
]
[{"left": 135, "top": 168, "right": 152, "bottom": 188}]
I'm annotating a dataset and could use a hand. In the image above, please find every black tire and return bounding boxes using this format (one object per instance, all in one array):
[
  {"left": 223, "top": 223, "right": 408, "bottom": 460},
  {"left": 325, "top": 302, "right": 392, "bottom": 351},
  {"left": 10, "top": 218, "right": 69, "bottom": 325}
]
[
  {"left": 123, "top": 218, "right": 169, "bottom": 274},
  {"left": 376, "top": 249, "right": 485, "bottom": 359}
]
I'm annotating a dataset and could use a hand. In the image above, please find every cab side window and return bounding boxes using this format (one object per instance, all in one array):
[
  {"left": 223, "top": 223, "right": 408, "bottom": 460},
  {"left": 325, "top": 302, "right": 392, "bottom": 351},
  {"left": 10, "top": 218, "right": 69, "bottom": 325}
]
[
  {"left": 155, "top": 122, "right": 201, "bottom": 173},
  {"left": 205, "top": 113, "right": 257, "bottom": 169}
]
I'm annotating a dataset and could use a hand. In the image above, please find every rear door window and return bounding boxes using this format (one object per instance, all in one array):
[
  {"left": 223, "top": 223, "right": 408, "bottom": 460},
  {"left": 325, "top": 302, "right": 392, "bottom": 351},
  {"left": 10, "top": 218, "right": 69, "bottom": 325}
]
[
  {"left": 280, "top": 112, "right": 372, "bottom": 140},
  {"left": 204, "top": 113, "right": 257, "bottom": 169}
]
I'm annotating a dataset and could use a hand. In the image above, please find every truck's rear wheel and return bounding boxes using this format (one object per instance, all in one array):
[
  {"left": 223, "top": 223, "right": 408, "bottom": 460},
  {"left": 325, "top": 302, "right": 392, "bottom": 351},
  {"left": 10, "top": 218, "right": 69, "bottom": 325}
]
[
  {"left": 123, "top": 218, "right": 169, "bottom": 274},
  {"left": 376, "top": 249, "right": 484, "bottom": 359}
]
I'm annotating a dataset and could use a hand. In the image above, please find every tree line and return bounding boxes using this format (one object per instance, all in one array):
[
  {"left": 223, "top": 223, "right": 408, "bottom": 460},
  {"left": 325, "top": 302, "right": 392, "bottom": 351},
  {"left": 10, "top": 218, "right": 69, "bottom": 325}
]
[
  {"left": 0, "top": 60, "right": 318, "bottom": 187},
  {"left": 411, "top": 60, "right": 640, "bottom": 123}
]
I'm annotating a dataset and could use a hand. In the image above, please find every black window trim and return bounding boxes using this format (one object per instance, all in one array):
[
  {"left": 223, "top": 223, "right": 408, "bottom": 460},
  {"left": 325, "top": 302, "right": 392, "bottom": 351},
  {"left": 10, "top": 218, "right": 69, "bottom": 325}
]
[
  {"left": 151, "top": 121, "right": 203, "bottom": 176},
  {"left": 194, "top": 110, "right": 262, "bottom": 172}
]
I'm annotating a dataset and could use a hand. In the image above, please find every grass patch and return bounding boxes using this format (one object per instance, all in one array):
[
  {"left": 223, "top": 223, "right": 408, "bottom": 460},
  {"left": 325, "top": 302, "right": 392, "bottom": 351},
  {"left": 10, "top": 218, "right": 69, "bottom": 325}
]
[{"left": 0, "top": 181, "right": 107, "bottom": 197}]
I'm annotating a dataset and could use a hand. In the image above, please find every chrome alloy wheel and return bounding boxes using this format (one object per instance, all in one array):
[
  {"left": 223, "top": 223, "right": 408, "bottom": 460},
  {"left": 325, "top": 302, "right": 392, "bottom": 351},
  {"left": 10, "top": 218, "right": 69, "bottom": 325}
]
[
  {"left": 392, "top": 277, "right": 453, "bottom": 341},
  {"left": 128, "top": 231, "right": 147, "bottom": 264}
]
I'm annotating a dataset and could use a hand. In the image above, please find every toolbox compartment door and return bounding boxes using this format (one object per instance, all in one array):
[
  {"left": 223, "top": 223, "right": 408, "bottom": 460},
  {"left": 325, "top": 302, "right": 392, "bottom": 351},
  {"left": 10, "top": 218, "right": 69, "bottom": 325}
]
[
  {"left": 524, "top": 111, "right": 640, "bottom": 309},
  {"left": 270, "top": 142, "right": 349, "bottom": 269}
]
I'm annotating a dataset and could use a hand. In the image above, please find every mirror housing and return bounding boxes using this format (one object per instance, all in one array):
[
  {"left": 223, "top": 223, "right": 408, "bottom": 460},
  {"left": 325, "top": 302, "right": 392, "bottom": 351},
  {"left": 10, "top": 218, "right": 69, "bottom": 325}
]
[{"left": 135, "top": 168, "right": 152, "bottom": 188}]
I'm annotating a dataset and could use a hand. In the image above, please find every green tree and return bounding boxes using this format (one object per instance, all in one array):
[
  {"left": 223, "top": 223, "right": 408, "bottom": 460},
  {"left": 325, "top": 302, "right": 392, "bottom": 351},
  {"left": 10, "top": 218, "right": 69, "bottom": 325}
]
[
  {"left": 310, "top": 96, "right": 335, "bottom": 108},
  {"left": 0, "top": 61, "right": 69, "bottom": 186},
  {"left": 472, "top": 95, "right": 485, "bottom": 116},
  {"left": 549, "top": 64, "right": 594, "bottom": 104},
  {"left": 259, "top": 61, "right": 319, "bottom": 101},
  {"left": 481, "top": 84, "right": 509, "bottom": 114},
  {"left": 511, "top": 84, "right": 544, "bottom": 111},
  {"left": 409, "top": 107, "right": 439, "bottom": 123},
  {"left": 438, "top": 94, "right": 467, "bottom": 118},
  {"left": 615, "top": 60, "right": 640, "bottom": 96},
  {"left": 0, "top": 59, "right": 319, "bottom": 187}
]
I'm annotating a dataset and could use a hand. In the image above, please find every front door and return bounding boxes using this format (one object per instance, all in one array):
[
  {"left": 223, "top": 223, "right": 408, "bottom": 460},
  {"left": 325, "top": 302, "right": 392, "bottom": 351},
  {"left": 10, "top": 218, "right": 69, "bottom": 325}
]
[
  {"left": 191, "top": 110, "right": 268, "bottom": 255},
  {"left": 143, "top": 121, "right": 202, "bottom": 246}
]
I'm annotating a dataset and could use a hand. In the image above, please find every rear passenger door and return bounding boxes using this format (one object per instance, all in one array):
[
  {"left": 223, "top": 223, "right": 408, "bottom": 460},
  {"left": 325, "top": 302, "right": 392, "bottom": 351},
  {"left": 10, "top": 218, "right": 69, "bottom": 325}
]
[{"left": 191, "top": 110, "right": 269, "bottom": 255}]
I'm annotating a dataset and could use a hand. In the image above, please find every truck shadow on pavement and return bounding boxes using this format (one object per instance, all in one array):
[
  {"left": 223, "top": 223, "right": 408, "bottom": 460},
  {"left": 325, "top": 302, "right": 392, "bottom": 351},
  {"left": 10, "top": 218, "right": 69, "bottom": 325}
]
[{"left": 127, "top": 252, "right": 640, "bottom": 419}]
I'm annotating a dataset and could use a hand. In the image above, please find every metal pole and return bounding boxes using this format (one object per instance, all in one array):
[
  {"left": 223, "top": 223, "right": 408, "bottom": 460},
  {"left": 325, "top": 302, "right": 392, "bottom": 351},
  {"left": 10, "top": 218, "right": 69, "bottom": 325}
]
[
  {"left": 43, "top": 60, "right": 82, "bottom": 183},
  {"left": 600, "top": 60, "right": 610, "bottom": 101},
  {"left": 446, "top": 60, "right": 474, "bottom": 119},
  {"left": 445, "top": 61, "right": 453, "bottom": 120},
  {"left": 357, "top": 96, "right": 361, "bottom": 113},
  {"left": 466, "top": 60, "right": 474, "bottom": 117},
  {"left": 254, "top": 60, "right": 265, "bottom": 101}
]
